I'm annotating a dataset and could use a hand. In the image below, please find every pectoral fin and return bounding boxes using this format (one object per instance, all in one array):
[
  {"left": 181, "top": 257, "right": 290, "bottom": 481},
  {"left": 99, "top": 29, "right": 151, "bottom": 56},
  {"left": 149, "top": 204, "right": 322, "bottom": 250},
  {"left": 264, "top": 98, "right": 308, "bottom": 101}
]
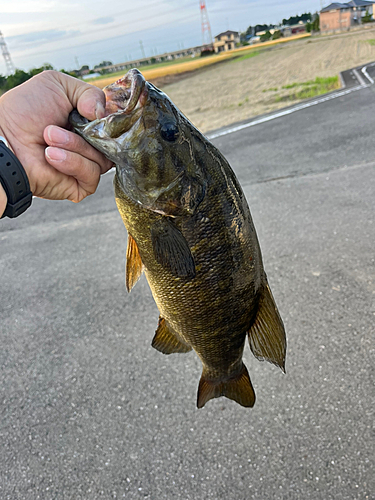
[
  {"left": 151, "top": 219, "right": 195, "bottom": 278},
  {"left": 248, "top": 280, "right": 287, "bottom": 372},
  {"left": 126, "top": 234, "right": 144, "bottom": 292},
  {"left": 152, "top": 316, "right": 192, "bottom": 354},
  {"left": 197, "top": 364, "right": 256, "bottom": 409}
]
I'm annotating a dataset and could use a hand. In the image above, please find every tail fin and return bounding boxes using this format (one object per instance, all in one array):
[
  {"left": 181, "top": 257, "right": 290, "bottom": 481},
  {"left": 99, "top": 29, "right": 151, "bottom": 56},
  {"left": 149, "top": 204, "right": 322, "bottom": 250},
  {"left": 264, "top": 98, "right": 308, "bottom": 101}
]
[
  {"left": 248, "top": 279, "right": 287, "bottom": 372},
  {"left": 197, "top": 363, "right": 256, "bottom": 409}
]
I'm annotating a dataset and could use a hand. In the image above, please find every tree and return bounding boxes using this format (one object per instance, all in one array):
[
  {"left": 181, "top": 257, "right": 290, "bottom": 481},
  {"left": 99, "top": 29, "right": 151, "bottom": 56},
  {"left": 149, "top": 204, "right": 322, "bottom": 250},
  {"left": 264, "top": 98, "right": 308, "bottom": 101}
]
[
  {"left": 29, "top": 63, "right": 54, "bottom": 77},
  {"left": 362, "top": 10, "right": 373, "bottom": 23},
  {"left": 260, "top": 31, "right": 272, "bottom": 42},
  {"left": 311, "top": 14, "right": 320, "bottom": 31},
  {"left": 282, "top": 13, "right": 312, "bottom": 26},
  {"left": 94, "top": 61, "right": 113, "bottom": 69},
  {"left": 5, "top": 69, "right": 30, "bottom": 90}
]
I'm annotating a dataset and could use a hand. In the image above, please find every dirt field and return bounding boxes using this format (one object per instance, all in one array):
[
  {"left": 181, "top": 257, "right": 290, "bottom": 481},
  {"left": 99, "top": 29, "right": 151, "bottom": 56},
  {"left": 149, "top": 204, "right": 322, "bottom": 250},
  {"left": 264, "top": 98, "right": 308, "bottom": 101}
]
[
  {"left": 157, "top": 28, "right": 375, "bottom": 133},
  {"left": 91, "top": 34, "right": 310, "bottom": 89}
]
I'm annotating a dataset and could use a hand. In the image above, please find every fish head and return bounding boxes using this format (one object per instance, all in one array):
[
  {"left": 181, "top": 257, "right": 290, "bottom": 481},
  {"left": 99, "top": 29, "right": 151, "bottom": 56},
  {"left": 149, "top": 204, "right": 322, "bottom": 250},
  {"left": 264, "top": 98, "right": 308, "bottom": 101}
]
[{"left": 69, "top": 69, "right": 206, "bottom": 216}]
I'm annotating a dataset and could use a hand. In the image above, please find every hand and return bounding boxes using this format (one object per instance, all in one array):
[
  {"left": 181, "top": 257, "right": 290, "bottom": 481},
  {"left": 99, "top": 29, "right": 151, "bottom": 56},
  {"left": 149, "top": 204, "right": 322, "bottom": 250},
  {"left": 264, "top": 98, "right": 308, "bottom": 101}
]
[{"left": 0, "top": 70, "right": 113, "bottom": 209}]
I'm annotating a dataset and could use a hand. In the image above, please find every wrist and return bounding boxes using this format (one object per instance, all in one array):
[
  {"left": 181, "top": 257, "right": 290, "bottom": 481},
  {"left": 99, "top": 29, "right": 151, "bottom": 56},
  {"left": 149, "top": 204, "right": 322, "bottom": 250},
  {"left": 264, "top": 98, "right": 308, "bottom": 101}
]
[
  {"left": 0, "top": 182, "right": 7, "bottom": 217},
  {"left": 0, "top": 137, "right": 32, "bottom": 218},
  {"left": 0, "top": 123, "right": 9, "bottom": 217}
]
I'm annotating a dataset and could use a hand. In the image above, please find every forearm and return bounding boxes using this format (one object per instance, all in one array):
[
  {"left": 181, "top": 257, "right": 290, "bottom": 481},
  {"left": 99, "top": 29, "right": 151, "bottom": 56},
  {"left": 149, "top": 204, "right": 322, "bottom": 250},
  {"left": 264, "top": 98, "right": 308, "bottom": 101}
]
[{"left": 0, "top": 182, "right": 7, "bottom": 218}]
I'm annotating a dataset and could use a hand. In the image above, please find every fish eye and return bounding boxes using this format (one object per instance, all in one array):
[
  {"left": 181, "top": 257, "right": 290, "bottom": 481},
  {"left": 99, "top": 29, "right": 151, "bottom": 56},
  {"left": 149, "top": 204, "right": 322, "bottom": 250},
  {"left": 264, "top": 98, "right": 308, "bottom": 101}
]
[{"left": 160, "top": 122, "right": 180, "bottom": 142}]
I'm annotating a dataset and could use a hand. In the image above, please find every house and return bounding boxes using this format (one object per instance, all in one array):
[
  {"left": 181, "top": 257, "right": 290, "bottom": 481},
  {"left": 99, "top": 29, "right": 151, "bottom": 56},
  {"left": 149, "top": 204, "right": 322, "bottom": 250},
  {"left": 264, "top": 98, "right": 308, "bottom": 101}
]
[
  {"left": 281, "top": 21, "right": 308, "bottom": 37},
  {"left": 213, "top": 30, "right": 240, "bottom": 53},
  {"left": 320, "top": 0, "right": 374, "bottom": 33}
]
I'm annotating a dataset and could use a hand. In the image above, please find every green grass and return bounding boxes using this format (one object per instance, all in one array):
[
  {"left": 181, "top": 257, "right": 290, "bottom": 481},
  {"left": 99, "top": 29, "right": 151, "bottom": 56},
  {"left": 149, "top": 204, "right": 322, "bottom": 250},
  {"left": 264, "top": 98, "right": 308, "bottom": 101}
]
[
  {"left": 366, "top": 39, "right": 375, "bottom": 45},
  {"left": 282, "top": 76, "right": 338, "bottom": 90},
  {"left": 231, "top": 51, "right": 260, "bottom": 63},
  {"left": 262, "top": 87, "right": 278, "bottom": 92},
  {"left": 276, "top": 76, "right": 340, "bottom": 102},
  {"left": 238, "top": 97, "right": 249, "bottom": 106},
  {"left": 85, "top": 55, "right": 199, "bottom": 81}
]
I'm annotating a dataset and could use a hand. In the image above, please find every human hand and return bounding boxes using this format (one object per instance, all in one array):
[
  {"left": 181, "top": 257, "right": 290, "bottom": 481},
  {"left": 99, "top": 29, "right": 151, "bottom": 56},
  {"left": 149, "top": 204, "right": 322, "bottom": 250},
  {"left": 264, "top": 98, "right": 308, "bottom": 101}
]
[{"left": 0, "top": 70, "right": 113, "bottom": 207}]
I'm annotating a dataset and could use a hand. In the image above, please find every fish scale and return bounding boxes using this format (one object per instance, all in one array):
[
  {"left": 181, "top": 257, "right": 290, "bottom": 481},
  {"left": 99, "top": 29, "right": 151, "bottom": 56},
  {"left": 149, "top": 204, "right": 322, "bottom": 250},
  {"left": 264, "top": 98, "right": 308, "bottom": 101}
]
[{"left": 70, "top": 68, "right": 287, "bottom": 408}]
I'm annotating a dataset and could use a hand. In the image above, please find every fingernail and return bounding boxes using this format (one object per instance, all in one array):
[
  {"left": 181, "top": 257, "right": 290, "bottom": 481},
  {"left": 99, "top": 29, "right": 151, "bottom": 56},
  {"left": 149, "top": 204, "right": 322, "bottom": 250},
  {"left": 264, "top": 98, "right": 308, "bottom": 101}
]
[
  {"left": 95, "top": 101, "right": 106, "bottom": 119},
  {"left": 46, "top": 147, "right": 67, "bottom": 161},
  {"left": 47, "top": 126, "right": 69, "bottom": 145}
]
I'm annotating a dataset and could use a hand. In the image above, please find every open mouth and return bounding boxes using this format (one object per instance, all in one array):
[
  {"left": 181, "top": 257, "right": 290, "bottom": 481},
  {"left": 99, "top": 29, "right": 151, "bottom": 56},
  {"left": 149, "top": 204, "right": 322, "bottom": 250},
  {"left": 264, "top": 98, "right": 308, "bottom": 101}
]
[
  {"left": 69, "top": 69, "right": 148, "bottom": 140},
  {"left": 104, "top": 69, "right": 148, "bottom": 116}
]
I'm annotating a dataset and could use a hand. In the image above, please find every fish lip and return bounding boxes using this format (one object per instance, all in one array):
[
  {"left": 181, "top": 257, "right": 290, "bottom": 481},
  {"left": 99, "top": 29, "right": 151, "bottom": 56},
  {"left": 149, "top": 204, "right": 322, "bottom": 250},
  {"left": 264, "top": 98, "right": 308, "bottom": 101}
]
[
  {"left": 103, "top": 68, "right": 147, "bottom": 116},
  {"left": 69, "top": 69, "right": 148, "bottom": 139}
]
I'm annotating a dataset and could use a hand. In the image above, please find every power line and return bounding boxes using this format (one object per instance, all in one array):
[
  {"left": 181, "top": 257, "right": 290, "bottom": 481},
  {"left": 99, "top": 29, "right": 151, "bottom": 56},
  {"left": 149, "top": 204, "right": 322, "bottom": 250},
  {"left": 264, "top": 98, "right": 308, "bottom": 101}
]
[
  {"left": 15, "top": 12, "right": 198, "bottom": 61},
  {"left": 0, "top": 31, "right": 15, "bottom": 75}
]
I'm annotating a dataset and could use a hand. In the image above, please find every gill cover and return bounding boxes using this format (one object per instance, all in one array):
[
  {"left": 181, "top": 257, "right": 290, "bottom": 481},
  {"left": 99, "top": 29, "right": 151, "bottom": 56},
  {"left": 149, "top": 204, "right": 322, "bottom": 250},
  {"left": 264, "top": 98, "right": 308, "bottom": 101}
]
[{"left": 69, "top": 69, "right": 206, "bottom": 217}]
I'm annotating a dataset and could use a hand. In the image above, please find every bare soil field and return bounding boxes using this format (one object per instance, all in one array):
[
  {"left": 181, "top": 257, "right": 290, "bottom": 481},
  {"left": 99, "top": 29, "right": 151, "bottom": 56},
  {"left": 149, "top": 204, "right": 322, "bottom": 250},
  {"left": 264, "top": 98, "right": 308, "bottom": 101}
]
[{"left": 158, "top": 28, "right": 375, "bottom": 133}]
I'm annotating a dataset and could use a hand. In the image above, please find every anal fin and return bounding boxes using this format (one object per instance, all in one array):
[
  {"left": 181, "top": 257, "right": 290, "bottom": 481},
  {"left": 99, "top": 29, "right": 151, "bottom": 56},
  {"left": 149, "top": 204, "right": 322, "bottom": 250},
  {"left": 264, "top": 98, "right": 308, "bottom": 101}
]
[
  {"left": 126, "top": 234, "right": 144, "bottom": 292},
  {"left": 152, "top": 317, "right": 192, "bottom": 354},
  {"left": 248, "top": 280, "right": 287, "bottom": 372},
  {"left": 197, "top": 363, "right": 256, "bottom": 409}
]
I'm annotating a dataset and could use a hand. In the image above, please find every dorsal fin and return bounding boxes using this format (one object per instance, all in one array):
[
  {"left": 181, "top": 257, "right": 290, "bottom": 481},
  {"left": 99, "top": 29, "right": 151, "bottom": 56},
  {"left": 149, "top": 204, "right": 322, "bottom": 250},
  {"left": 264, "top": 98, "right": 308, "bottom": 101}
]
[
  {"left": 248, "top": 280, "right": 287, "bottom": 372},
  {"left": 152, "top": 316, "right": 192, "bottom": 354},
  {"left": 197, "top": 363, "right": 256, "bottom": 408},
  {"left": 126, "top": 234, "right": 144, "bottom": 292}
]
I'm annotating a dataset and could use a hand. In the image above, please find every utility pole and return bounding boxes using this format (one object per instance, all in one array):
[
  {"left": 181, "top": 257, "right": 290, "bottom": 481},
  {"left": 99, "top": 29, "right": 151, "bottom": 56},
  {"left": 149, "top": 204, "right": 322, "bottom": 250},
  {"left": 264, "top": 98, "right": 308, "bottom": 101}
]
[
  {"left": 199, "top": 1, "right": 213, "bottom": 50},
  {"left": 0, "top": 31, "right": 15, "bottom": 75},
  {"left": 139, "top": 40, "right": 145, "bottom": 59}
]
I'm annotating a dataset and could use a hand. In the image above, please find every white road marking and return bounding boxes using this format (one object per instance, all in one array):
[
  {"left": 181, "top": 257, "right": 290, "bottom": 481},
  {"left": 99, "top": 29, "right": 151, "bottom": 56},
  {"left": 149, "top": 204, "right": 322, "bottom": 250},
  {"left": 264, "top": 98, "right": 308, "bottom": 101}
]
[
  {"left": 362, "top": 66, "right": 375, "bottom": 85},
  {"left": 207, "top": 84, "right": 367, "bottom": 140},
  {"left": 353, "top": 68, "right": 367, "bottom": 86}
]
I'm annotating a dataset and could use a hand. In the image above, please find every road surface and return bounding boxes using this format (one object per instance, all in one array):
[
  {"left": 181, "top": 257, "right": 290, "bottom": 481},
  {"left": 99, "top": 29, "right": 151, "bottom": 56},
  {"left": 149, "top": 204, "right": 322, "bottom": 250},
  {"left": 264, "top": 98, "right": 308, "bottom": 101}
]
[{"left": 0, "top": 74, "right": 374, "bottom": 499}]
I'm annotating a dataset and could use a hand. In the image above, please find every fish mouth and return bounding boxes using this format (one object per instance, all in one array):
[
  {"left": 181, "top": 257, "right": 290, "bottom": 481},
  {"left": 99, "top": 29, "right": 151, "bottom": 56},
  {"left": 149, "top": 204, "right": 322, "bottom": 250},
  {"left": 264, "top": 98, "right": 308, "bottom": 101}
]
[
  {"left": 69, "top": 69, "right": 148, "bottom": 140},
  {"left": 103, "top": 68, "right": 147, "bottom": 116}
]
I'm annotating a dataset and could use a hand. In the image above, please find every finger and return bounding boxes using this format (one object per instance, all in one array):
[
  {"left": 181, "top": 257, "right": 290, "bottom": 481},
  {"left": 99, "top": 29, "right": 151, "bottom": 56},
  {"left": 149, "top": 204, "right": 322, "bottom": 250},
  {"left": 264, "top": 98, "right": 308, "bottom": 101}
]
[
  {"left": 45, "top": 147, "right": 102, "bottom": 201},
  {"left": 54, "top": 71, "right": 107, "bottom": 121},
  {"left": 44, "top": 125, "right": 113, "bottom": 175}
]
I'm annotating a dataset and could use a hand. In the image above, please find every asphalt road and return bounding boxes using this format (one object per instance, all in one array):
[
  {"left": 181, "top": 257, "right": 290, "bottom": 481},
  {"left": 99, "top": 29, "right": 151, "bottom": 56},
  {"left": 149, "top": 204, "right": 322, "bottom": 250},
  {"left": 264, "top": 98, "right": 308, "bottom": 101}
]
[
  {"left": 340, "top": 61, "right": 375, "bottom": 88},
  {"left": 1, "top": 80, "right": 374, "bottom": 499}
]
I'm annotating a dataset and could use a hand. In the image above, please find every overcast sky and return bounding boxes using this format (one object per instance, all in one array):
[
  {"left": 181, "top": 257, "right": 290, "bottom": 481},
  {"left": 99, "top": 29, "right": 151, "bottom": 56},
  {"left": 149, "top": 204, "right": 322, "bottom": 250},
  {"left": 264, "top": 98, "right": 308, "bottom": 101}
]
[{"left": 1, "top": 0, "right": 322, "bottom": 74}]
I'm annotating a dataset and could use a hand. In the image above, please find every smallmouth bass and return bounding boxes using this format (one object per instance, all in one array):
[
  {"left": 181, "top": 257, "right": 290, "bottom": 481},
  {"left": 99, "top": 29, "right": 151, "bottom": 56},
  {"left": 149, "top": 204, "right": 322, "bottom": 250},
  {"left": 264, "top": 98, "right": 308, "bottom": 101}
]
[{"left": 69, "top": 69, "right": 286, "bottom": 408}]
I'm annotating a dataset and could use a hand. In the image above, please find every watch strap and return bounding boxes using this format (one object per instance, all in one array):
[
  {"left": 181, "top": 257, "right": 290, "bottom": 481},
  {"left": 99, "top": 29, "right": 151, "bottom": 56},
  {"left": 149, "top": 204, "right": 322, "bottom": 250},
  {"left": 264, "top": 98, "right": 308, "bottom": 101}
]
[{"left": 0, "top": 138, "right": 32, "bottom": 218}]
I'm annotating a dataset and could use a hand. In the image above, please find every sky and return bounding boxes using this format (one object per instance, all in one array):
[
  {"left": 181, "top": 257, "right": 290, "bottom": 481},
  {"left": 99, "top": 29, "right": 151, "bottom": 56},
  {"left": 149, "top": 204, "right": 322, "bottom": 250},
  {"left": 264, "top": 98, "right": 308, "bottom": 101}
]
[{"left": 0, "top": 0, "right": 323, "bottom": 74}]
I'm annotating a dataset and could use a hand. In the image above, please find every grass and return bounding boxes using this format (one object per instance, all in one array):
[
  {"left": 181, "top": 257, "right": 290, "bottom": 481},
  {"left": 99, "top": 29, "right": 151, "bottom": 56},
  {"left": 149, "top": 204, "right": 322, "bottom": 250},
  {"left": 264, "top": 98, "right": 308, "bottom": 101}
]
[
  {"left": 366, "top": 39, "right": 375, "bottom": 45},
  {"left": 238, "top": 97, "right": 249, "bottom": 106},
  {"left": 89, "top": 32, "right": 311, "bottom": 88},
  {"left": 231, "top": 51, "right": 260, "bottom": 63},
  {"left": 275, "top": 76, "right": 340, "bottom": 102},
  {"left": 85, "top": 56, "right": 197, "bottom": 82}
]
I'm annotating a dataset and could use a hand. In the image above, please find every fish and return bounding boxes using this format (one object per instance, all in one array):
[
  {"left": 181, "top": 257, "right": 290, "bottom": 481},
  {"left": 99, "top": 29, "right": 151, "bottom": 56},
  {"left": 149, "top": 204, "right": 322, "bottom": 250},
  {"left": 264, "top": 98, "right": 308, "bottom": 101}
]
[{"left": 69, "top": 68, "right": 286, "bottom": 408}]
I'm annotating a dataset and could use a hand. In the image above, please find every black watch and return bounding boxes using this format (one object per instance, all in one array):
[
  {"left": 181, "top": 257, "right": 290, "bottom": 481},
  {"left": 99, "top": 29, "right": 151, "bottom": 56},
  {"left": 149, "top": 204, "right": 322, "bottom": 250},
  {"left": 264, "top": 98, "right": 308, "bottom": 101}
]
[{"left": 0, "top": 137, "right": 32, "bottom": 218}]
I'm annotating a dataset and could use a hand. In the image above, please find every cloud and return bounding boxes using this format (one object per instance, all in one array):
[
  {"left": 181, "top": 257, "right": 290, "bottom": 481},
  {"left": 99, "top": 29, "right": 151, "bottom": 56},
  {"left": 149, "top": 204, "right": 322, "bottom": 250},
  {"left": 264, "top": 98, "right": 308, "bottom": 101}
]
[
  {"left": 8, "top": 29, "right": 81, "bottom": 48},
  {"left": 91, "top": 16, "right": 115, "bottom": 25}
]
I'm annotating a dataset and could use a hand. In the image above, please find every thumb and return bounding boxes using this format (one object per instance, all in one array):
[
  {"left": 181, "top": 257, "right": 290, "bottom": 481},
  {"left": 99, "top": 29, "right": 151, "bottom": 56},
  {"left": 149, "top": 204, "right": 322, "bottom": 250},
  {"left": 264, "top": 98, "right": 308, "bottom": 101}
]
[
  {"left": 53, "top": 71, "right": 106, "bottom": 121},
  {"left": 76, "top": 85, "right": 106, "bottom": 121}
]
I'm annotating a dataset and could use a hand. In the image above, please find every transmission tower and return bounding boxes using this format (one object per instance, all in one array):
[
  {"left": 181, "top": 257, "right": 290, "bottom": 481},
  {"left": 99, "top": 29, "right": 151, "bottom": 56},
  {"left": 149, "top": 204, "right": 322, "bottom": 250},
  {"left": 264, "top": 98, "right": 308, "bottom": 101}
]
[
  {"left": 0, "top": 31, "right": 15, "bottom": 75},
  {"left": 199, "top": 1, "right": 213, "bottom": 49}
]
